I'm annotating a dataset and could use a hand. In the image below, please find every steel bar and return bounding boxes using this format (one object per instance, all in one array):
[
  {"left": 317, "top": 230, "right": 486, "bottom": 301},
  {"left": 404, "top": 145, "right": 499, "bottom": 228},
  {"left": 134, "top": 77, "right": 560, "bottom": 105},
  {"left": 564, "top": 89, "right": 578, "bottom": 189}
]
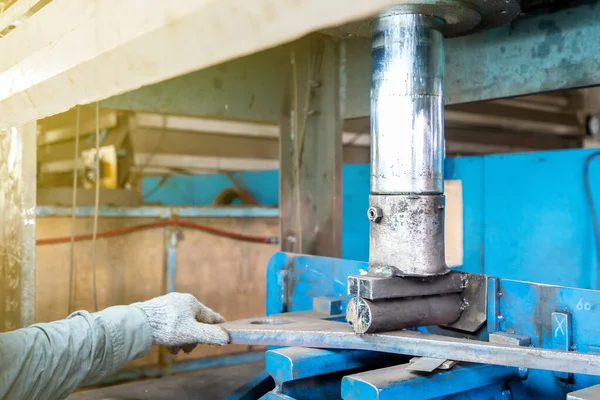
[
  {"left": 348, "top": 272, "right": 465, "bottom": 300},
  {"left": 222, "top": 316, "right": 600, "bottom": 376},
  {"left": 36, "top": 206, "right": 279, "bottom": 218},
  {"left": 346, "top": 294, "right": 462, "bottom": 333}
]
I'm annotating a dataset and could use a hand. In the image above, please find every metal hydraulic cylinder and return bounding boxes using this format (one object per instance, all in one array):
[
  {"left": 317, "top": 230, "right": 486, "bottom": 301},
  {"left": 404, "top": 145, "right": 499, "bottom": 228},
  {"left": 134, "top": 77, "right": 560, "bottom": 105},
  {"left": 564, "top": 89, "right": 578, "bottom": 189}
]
[{"left": 369, "top": 10, "right": 448, "bottom": 277}]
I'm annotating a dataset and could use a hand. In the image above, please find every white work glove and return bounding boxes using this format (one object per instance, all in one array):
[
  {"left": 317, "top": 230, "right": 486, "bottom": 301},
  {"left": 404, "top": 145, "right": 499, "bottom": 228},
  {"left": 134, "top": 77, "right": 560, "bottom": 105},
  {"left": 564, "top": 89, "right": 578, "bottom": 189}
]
[{"left": 133, "top": 292, "right": 229, "bottom": 355}]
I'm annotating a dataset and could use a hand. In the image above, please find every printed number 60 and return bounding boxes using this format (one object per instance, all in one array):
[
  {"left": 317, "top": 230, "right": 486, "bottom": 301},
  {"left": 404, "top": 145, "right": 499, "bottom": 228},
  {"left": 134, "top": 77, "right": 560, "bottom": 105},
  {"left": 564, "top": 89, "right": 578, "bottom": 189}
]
[{"left": 577, "top": 298, "right": 592, "bottom": 311}]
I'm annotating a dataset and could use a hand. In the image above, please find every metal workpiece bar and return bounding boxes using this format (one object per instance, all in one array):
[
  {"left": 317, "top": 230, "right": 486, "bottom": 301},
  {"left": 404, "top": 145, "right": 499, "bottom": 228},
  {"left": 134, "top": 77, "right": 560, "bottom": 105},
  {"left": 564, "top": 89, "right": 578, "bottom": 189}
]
[
  {"left": 346, "top": 294, "right": 462, "bottom": 333},
  {"left": 368, "top": 194, "right": 448, "bottom": 276},
  {"left": 341, "top": 363, "right": 518, "bottom": 400},
  {"left": 371, "top": 11, "right": 445, "bottom": 195},
  {"left": 348, "top": 271, "right": 465, "bottom": 300},
  {"left": 222, "top": 316, "right": 600, "bottom": 376},
  {"left": 35, "top": 206, "right": 280, "bottom": 218},
  {"left": 568, "top": 384, "right": 600, "bottom": 400}
]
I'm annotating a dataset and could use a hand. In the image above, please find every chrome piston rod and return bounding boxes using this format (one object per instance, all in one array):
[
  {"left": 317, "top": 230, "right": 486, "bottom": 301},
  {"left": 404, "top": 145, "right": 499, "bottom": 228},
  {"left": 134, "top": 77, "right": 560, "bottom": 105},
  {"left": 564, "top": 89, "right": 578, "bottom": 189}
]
[{"left": 369, "top": 10, "right": 448, "bottom": 277}]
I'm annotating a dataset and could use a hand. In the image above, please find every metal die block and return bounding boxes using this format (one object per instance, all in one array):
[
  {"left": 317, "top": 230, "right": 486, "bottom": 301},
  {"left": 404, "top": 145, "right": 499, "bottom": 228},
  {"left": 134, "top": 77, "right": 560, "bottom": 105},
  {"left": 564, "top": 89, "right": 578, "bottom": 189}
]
[
  {"left": 368, "top": 194, "right": 448, "bottom": 277},
  {"left": 443, "top": 273, "right": 488, "bottom": 333},
  {"left": 489, "top": 332, "right": 531, "bottom": 347},
  {"left": 312, "top": 296, "right": 344, "bottom": 316},
  {"left": 406, "top": 357, "right": 447, "bottom": 372},
  {"left": 347, "top": 272, "right": 465, "bottom": 300}
]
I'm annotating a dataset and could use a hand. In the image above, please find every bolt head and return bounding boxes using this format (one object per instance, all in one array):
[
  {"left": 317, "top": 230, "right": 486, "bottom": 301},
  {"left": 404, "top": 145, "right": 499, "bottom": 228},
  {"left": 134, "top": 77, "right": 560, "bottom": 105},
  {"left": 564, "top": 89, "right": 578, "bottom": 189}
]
[
  {"left": 518, "top": 367, "right": 529, "bottom": 380},
  {"left": 367, "top": 206, "right": 383, "bottom": 223},
  {"left": 588, "top": 115, "right": 600, "bottom": 136}
]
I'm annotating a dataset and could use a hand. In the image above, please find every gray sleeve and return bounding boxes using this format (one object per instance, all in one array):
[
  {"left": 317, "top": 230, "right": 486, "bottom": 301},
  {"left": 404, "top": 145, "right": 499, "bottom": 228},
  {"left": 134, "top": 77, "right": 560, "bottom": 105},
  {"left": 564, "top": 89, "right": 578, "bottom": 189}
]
[{"left": 0, "top": 305, "right": 152, "bottom": 400}]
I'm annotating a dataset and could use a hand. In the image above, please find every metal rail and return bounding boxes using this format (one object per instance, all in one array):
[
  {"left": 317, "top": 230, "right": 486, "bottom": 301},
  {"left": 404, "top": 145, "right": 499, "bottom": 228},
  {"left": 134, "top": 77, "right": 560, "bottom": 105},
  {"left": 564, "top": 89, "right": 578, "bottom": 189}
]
[
  {"left": 222, "top": 316, "right": 600, "bottom": 376},
  {"left": 36, "top": 206, "right": 279, "bottom": 218}
]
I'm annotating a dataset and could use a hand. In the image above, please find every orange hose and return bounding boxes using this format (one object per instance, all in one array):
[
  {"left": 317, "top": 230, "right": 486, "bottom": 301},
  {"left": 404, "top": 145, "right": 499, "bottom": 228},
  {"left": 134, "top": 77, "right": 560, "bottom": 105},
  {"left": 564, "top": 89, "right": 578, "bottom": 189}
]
[{"left": 37, "top": 220, "right": 279, "bottom": 245}]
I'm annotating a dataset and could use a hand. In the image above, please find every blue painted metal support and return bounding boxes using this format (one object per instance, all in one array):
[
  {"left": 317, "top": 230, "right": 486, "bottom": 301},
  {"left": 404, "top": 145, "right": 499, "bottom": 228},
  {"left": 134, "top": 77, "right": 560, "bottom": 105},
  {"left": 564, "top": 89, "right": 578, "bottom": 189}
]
[
  {"left": 225, "top": 370, "right": 275, "bottom": 400},
  {"left": 260, "top": 252, "right": 600, "bottom": 398},
  {"left": 260, "top": 347, "right": 411, "bottom": 400},
  {"left": 265, "top": 347, "right": 399, "bottom": 387},
  {"left": 36, "top": 206, "right": 279, "bottom": 218},
  {"left": 266, "top": 253, "right": 366, "bottom": 316},
  {"left": 260, "top": 392, "right": 296, "bottom": 400},
  {"left": 341, "top": 363, "right": 519, "bottom": 400}
]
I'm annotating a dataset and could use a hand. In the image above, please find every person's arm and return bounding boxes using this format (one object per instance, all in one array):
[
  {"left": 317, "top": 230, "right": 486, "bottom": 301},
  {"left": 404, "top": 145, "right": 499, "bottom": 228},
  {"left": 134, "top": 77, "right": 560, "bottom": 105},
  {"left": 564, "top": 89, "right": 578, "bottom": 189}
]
[{"left": 0, "top": 293, "right": 228, "bottom": 400}]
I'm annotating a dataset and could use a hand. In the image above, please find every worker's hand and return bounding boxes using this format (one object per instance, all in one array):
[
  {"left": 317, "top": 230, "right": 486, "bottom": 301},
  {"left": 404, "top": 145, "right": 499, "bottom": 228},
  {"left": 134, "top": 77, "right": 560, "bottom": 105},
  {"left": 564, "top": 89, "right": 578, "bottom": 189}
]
[{"left": 133, "top": 292, "right": 229, "bottom": 354}]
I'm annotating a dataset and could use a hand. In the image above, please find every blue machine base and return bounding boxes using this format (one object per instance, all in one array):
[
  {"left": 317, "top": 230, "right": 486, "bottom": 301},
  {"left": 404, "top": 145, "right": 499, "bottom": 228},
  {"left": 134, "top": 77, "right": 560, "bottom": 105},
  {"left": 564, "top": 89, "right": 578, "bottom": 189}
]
[{"left": 225, "top": 252, "right": 600, "bottom": 400}]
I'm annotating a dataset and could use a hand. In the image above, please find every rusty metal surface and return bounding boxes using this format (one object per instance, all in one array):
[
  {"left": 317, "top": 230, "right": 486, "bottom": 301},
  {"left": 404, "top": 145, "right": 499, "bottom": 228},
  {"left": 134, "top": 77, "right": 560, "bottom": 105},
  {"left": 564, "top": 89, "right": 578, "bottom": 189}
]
[
  {"left": 322, "top": 0, "right": 520, "bottom": 38},
  {"left": 0, "top": 123, "right": 37, "bottom": 331},
  {"left": 222, "top": 316, "right": 600, "bottom": 375},
  {"left": 368, "top": 194, "right": 448, "bottom": 276}
]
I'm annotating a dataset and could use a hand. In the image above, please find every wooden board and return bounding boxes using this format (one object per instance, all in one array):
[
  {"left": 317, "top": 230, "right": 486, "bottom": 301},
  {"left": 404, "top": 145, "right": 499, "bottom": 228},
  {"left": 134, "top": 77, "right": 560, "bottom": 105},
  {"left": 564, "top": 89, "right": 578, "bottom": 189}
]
[
  {"left": 36, "top": 216, "right": 277, "bottom": 366},
  {"left": 445, "top": 180, "right": 464, "bottom": 268},
  {"left": 0, "top": 0, "right": 401, "bottom": 129},
  {"left": 173, "top": 217, "right": 277, "bottom": 361}
]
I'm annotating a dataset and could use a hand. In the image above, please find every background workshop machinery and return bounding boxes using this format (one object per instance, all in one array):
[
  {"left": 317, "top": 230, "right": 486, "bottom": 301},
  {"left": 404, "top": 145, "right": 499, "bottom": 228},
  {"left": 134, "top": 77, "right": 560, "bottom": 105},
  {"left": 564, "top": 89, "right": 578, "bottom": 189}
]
[
  {"left": 5, "top": 0, "right": 600, "bottom": 398},
  {"left": 220, "top": 1, "right": 600, "bottom": 400}
]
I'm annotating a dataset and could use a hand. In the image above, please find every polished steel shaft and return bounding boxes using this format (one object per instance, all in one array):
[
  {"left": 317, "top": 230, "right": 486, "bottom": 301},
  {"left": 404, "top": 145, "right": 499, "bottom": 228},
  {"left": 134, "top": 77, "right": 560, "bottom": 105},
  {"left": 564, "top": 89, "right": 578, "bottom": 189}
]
[
  {"left": 371, "top": 12, "right": 445, "bottom": 195},
  {"left": 369, "top": 10, "right": 448, "bottom": 277}
]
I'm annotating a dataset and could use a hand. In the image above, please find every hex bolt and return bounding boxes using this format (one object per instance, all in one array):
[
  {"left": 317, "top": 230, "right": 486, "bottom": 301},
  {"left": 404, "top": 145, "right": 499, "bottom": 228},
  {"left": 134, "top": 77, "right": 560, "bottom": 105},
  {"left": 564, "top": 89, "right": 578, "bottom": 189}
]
[
  {"left": 367, "top": 206, "right": 383, "bottom": 223},
  {"left": 518, "top": 367, "right": 529, "bottom": 380},
  {"left": 501, "top": 388, "right": 513, "bottom": 400}
]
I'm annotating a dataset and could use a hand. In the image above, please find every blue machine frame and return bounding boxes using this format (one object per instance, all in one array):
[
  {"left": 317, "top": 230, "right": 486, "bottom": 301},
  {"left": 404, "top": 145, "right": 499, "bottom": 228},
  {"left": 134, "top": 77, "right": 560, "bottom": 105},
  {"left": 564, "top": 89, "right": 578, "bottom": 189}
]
[{"left": 223, "top": 252, "right": 600, "bottom": 399}]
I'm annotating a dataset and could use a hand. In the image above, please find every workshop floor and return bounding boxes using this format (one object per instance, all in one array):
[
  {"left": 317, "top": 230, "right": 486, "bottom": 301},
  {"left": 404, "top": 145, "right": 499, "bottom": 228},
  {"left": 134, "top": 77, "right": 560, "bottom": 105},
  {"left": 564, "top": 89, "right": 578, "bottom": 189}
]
[{"left": 68, "top": 361, "right": 265, "bottom": 400}]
